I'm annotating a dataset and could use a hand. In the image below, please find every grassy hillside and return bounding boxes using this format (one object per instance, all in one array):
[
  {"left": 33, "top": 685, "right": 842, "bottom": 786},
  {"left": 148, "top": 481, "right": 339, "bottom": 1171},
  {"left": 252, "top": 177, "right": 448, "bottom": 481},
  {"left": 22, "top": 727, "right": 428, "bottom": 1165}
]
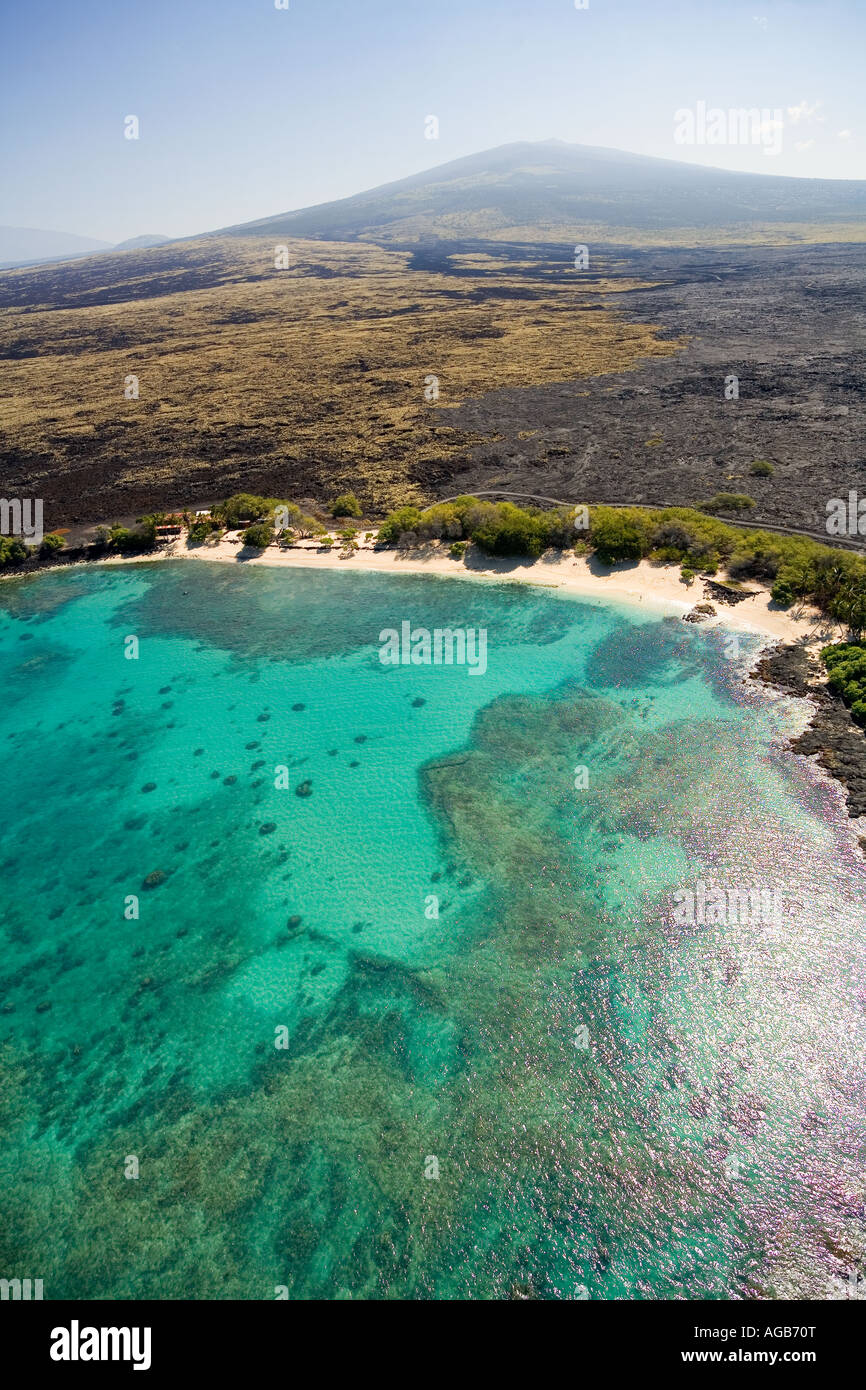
[{"left": 0, "top": 235, "right": 680, "bottom": 525}]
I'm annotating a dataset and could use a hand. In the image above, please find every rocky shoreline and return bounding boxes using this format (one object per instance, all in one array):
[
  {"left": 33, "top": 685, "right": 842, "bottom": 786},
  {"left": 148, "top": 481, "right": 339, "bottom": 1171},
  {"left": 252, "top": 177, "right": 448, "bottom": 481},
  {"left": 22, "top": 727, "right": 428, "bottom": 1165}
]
[{"left": 752, "top": 643, "right": 866, "bottom": 830}]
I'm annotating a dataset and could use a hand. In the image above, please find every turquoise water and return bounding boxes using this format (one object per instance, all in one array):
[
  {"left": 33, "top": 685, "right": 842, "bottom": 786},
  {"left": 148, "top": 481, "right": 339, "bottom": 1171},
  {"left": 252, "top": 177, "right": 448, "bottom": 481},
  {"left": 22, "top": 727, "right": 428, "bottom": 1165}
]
[{"left": 1, "top": 559, "right": 864, "bottom": 1300}]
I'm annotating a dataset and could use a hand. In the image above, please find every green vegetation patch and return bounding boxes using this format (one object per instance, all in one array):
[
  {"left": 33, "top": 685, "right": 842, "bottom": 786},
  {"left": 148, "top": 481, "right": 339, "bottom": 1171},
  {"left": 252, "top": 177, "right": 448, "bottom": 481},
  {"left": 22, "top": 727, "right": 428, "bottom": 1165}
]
[
  {"left": 822, "top": 642, "right": 866, "bottom": 724},
  {"left": 376, "top": 496, "right": 866, "bottom": 632}
]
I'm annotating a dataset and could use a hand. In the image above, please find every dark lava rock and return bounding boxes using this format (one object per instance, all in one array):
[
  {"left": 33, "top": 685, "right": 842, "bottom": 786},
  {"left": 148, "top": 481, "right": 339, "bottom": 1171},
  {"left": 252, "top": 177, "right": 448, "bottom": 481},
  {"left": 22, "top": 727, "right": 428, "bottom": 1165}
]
[
  {"left": 210, "top": 770, "right": 221, "bottom": 779},
  {"left": 349, "top": 760, "right": 360, "bottom": 768},
  {"left": 257, "top": 712, "right": 270, "bottom": 723},
  {"left": 141, "top": 782, "right": 157, "bottom": 793},
  {"left": 683, "top": 602, "right": 716, "bottom": 624},
  {"left": 142, "top": 870, "right": 166, "bottom": 890},
  {"left": 223, "top": 775, "right": 237, "bottom": 785},
  {"left": 250, "top": 759, "right": 265, "bottom": 770},
  {"left": 287, "top": 915, "right": 303, "bottom": 931},
  {"left": 124, "top": 815, "right": 147, "bottom": 831},
  {"left": 193, "top": 748, "right": 204, "bottom": 756},
  {"left": 752, "top": 643, "right": 813, "bottom": 697},
  {"left": 292, "top": 703, "right": 305, "bottom": 712},
  {"left": 752, "top": 643, "right": 866, "bottom": 819},
  {"left": 703, "top": 580, "right": 758, "bottom": 606},
  {"left": 36, "top": 1001, "right": 52, "bottom": 1013},
  {"left": 245, "top": 741, "right": 260, "bottom": 750},
  {"left": 412, "top": 697, "right": 426, "bottom": 707},
  {"left": 327, "top": 749, "right": 338, "bottom": 756},
  {"left": 295, "top": 780, "right": 313, "bottom": 798},
  {"left": 259, "top": 822, "right": 277, "bottom": 835},
  {"left": 159, "top": 686, "right": 171, "bottom": 695},
  {"left": 354, "top": 734, "right": 367, "bottom": 743}
]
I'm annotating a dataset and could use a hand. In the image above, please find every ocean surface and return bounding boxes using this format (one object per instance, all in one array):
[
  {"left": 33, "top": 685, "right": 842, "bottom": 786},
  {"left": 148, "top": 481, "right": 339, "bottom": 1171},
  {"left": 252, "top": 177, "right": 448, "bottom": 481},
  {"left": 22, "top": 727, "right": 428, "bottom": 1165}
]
[{"left": 0, "top": 559, "right": 864, "bottom": 1300}]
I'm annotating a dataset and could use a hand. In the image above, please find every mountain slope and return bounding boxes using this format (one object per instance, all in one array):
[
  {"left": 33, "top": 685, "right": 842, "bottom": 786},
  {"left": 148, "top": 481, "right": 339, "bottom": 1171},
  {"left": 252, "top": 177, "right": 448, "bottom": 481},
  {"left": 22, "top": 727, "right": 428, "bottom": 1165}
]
[{"left": 216, "top": 141, "right": 866, "bottom": 244}]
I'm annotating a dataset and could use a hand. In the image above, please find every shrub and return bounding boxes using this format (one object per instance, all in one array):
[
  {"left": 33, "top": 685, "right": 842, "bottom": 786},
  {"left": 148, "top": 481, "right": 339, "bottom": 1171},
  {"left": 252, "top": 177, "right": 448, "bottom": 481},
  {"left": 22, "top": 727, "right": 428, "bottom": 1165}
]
[
  {"left": 242, "top": 522, "right": 274, "bottom": 549},
  {"left": 329, "top": 493, "right": 362, "bottom": 519},
  {"left": 770, "top": 578, "right": 795, "bottom": 607},
  {"left": 415, "top": 503, "right": 462, "bottom": 542},
  {"left": 0, "top": 536, "right": 28, "bottom": 566},
  {"left": 188, "top": 519, "right": 222, "bottom": 543},
  {"left": 378, "top": 507, "right": 423, "bottom": 544},
  {"left": 750, "top": 460, "right": 774, "bottom": 477},
  {"left": 450, "top": 541, "right": 467, "bottom": 559},
  {"left": 541, "top": 506, "right": 582, "bottom": 549},
  {"left": 294, "top": 515, "right": 326, "bottom": 540},
  {"left": 110, "top": 524, "right": 157, "bottom": 553},
  {"left": 215, "top": 494, "right": 297, "bottom": 529},
  {"left": 470, "top": 502, "right": 548, "bottom": 557},
  {"left": 699, "top": 493, "right": 757, "bottom": 514},
  {"left": 39, "top": 532, "right": 65, "bottom": 556},
  {"left": 728, "top": 546, "right": 780, "bottom": 581},
  {"left": 651, "top": 521, "right": 696, "bottom": 556},
  {"left": 589, "top": 507, "right": 648, "bottom": 563},
  {"left": 822, "top": 642, "right": 866, "bottom": 724}
]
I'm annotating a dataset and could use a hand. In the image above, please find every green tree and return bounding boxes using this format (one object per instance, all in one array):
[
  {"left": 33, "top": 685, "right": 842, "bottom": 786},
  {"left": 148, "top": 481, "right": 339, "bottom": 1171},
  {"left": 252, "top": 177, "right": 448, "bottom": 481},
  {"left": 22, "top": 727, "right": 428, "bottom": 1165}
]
[
  {"left": 329, "top": 493, "right": 362, "bottom": 519},
  {"left": 242, "top": 522, "right": 274, "bottom": 549},
  {"left": 589, "top": 508, "right": 648, "bottom": 563}
]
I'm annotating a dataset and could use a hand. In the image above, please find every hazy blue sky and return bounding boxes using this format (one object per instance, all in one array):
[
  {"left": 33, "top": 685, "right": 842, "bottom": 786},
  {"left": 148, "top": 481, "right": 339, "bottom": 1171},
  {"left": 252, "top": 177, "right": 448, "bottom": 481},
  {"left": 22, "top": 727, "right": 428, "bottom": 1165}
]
[{"left": 1, "top": 0, "right": 864, "bottom": 242}]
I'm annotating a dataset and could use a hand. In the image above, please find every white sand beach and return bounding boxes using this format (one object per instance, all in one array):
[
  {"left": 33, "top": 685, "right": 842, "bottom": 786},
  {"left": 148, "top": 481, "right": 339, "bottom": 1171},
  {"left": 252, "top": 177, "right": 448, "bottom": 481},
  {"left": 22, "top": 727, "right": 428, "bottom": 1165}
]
[{"left": 118, "top": 532, "right": 843, "bottom": 651}]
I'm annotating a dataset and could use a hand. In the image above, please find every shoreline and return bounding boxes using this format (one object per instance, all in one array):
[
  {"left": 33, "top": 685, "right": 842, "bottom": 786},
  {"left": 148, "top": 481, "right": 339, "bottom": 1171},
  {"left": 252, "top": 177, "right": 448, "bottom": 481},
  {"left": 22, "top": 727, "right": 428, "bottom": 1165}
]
[
  {"left": 160, "top": 537, "right": 864, "bottom": 838},
  {"left": 98, "top": 534, "right": 844, "bottom": 651},
  {"left": 6, "top": 530, "right": 864, "bottom": 836}
]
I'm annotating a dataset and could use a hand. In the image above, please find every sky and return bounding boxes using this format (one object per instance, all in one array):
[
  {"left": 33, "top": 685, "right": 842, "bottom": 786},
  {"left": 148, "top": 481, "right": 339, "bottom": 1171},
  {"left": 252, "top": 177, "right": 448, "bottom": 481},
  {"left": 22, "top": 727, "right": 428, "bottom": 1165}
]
[{"left": 1, "top": 0, "right": 864, "bottom": 244}]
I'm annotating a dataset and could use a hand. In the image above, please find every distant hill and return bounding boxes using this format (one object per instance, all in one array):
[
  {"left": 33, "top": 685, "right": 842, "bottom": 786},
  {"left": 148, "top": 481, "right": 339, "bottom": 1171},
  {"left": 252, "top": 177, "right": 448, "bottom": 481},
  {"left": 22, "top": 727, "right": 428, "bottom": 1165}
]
[
  {"left": 111, "top": 234, "right": 170, "bottom": 251},
  {"left": 215, "top": 140, "right": 866, "bottom": 245},
  {"left": 0, "top": 224, "right": 113, "bottom": 268},
  {"left": 0, "top": 228, "right": 171, "bottom": 269}
]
